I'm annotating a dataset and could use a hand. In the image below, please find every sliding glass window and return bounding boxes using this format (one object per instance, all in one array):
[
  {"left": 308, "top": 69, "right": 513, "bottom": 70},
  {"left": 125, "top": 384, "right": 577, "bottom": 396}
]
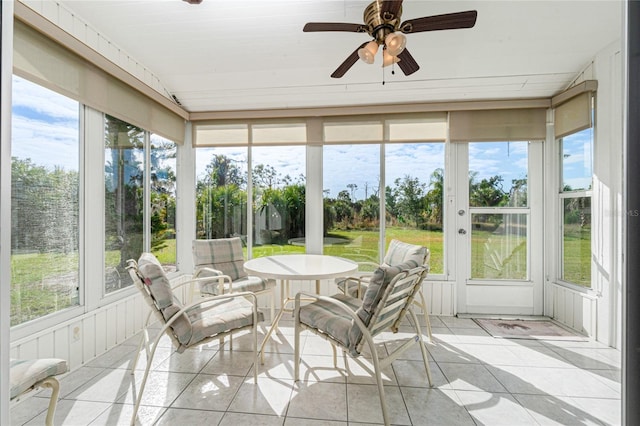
[
  {"left": 11, "top": 76, "right": 80, "bottom": 325},
  {"left": 150, "top": 135, "right": 178, "bottom": 271},
  {"left": 104, "top": 115, "right": 144, "bottom": 293},
  {"left": 323, "top": 144, "right": 381, "bottom": 266},
  {"left": 251, "top": 146, "right": 306, "bottom": 257},
  {"left": 386, "top": 143, "right": 445, "bottom": 274},
  {"left": 195, "top": 147, "right": 249, "bottom": 242},
  {"left": 559, "top": 128, "right": 593, "bottom": 287}
]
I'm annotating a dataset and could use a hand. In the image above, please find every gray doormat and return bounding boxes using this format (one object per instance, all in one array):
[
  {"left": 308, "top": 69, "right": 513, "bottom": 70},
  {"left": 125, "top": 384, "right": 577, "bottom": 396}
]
[{"left": 474, "top": 318, "right": 588, "bottom": 341}]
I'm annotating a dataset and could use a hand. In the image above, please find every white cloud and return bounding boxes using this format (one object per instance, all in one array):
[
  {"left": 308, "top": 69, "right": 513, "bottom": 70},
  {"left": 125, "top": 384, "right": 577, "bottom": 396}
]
[
  {"left": 13, "top": 76, "right": 79, "bottom": 121},
  {"left": 11, "top": 115, "right": 79, "bottom": 171}
]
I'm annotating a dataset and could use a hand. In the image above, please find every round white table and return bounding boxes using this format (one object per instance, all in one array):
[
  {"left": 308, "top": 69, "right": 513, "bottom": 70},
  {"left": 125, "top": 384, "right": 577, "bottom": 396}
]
[
  {"left": 244, "top": 254, "right": 358, "bottom": 285},
  {"left": 244, "top": 254, "right": 358, "bottom": 362}
]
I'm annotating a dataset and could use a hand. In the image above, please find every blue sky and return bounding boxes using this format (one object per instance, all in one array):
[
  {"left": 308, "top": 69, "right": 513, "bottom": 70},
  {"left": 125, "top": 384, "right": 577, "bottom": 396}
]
[{"left": 12, "top": 76, "right": 79, "bottom": 172}]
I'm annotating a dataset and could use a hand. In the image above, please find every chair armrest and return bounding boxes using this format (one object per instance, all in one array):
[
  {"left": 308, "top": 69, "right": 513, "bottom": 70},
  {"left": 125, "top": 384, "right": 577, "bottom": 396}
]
[
  {"left": 168, "top": 275, "right": 232, "bottom": 301},
  {"left": 192, "top": 267, "right": 233, "bottom": 295}
]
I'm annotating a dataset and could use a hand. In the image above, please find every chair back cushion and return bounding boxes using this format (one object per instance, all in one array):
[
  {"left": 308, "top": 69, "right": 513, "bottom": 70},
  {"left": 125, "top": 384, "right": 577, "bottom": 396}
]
[
  {"left": 138, "top": 252, "right": 192, "bottom": 346},
  {"left": 348, "top": 259, "right": 420, "bottom": 354},
  {"left": 383, "top": 239, "right": 428, "bottom": 268},
  {"left": 192, "top": 238, "right": 248, "bottom": 281}
]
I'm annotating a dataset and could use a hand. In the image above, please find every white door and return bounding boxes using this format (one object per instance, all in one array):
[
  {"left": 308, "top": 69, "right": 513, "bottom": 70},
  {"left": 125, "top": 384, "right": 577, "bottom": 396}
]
[{"left": 453, "top": 141, "right": 544, "bottom": 315}]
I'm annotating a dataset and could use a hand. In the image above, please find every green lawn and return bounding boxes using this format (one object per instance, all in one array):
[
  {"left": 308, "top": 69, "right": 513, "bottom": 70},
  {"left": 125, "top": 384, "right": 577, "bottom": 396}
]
[
  {"left": 10, "top": 225, "right": 591, "bottom": 325},
  {"left": 563, "top": 224, "right": 591, "bottom": 285}
]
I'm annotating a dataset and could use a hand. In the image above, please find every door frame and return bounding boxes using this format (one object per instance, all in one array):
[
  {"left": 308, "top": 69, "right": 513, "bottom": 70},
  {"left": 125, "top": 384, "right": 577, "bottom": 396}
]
[{"left": 449, "top": 141, "right": 544, "bottom": 315}]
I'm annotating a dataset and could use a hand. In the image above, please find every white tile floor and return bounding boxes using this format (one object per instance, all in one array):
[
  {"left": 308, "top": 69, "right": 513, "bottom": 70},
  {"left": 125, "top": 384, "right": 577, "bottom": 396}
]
[{"left": 11, "top": 315, "right": 621, "bottom": 425}]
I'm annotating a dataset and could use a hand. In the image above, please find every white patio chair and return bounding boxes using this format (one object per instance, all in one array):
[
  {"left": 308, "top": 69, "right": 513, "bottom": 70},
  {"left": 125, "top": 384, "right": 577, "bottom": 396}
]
[
  {"left": 336, "top": 239, "right": 433, "bottom": 339},
  {"left": 126, "top": 252, "right": 262, "bottom": 426},
  {"left": 294, "top": 259, "right": 433, "bottom": 426},
  {"left": 193, "top": 237, "right": 276, "bottom": 321}
]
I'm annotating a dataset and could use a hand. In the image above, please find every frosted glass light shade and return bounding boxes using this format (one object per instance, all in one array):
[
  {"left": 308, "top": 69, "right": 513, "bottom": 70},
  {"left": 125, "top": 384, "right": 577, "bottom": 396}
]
[
  {"left": 382, "top": 49, "right": 400, "bottom": 67},
  {"left": 385, "top": 32, "right": 406, "bottom": 56},
  {"left": 357, "top": 41, "right": 379, "bottom": 64}
]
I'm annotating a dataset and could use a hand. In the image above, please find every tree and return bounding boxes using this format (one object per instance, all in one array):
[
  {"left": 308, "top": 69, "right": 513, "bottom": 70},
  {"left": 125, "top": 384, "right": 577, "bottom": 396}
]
[
  {"left": 394, "top": 175, "right": 426, "bottom": 227},
  {"left": 252, "top": 164, "right": 278, "bottom": 189},
  {"left": 509, "top": 177, "right": 528, "bottom": 207},
  {"left": 385, "top": 185, "right": 398, "bottom": 220},
  {"left": 199, "top": 154, "right": 244, "bottom": 190},
  {"left": 11, "top": 158, "right": 79, "bottom": 254},
  {"left": 347, "top": 183, "right": 358, "bottom": 201},
  {"left": 469, "top": 174, "right": 508, "bottom": 207},
  {"left": 150, "top": 140, "right": 177, "bottom": 253},
  {"left": 425, "top": 168, "right": 444, "bottom": 225}
]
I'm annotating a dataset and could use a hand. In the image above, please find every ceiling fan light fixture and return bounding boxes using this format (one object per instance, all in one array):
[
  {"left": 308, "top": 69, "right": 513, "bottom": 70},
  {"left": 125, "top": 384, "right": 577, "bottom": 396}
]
[
  {"left": 385, "top": 32, "right": 406, "bottom": 56},
  {"left": 382, "top": 49, "right": 400, "bottom": 67},
  {"left": 357, "top": 41, "right": 379, "bottom": 64}
]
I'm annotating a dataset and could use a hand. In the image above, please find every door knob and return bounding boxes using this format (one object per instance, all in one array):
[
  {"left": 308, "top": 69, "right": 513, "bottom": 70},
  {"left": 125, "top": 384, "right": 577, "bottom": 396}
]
[{"left": 458, "top": 228, "right": 467, "bottom": 235}]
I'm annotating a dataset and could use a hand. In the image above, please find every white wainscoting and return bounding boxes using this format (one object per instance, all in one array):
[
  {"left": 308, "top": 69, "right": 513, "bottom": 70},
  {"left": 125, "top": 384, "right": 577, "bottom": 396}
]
[
  {"left": 422, "top": 280, "right": 456, "bottom": 316},
  {"left": 546, "top": 282, "right": 598, "bottom": 337}
]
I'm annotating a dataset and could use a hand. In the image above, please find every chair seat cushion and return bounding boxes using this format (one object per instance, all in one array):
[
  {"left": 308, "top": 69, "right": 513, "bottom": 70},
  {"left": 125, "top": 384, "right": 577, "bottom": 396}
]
[
  {"left": 201, "top": 275, "right": 275, "bottom": 296},
  {"left": 185, "top": 296, "right": 264, "bottom": 346},
  {"left": 10, "top": 358, "right": 68, "bottom": 399},
  {"left": 298, "top": 293, "right": 362, "bottom": 349}
]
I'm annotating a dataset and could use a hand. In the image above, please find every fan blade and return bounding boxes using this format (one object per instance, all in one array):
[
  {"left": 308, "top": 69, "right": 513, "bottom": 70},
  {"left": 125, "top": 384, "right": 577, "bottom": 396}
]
[
  {"left": 380, "top": 0, "right": 403, "bottom": 21},
  {"left": 331, "top": 43, "right": 368, "bottom": 78},
  {"left": 303, "top": 22, "right": 368, "bottom": 33},
  {"left": 397, "top": 49, "right": 420, "bottom": 76},
  {"left": 400, "top": 10, "right": 477, "bottom": 34}
]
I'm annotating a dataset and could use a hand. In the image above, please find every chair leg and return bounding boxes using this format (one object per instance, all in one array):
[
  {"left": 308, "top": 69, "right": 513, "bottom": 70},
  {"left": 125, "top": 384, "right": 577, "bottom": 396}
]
[
  {"left": 40, "top": 377, "right": 61, "bottom": 426},
  {"left": 130, "top": 332, "right": 163, "bottom": 426},
  {"left": 253, "top": 313, "right": 259, "bottom": 384},
  {"left": 417, "top": 289, "right": 433, "bottom": 341},
  {"left": 366, "top": 338, "right": 390, "bottom": 426},
  {"left": 294, "top": 307, "right": 301, "bottom": 382},
  {"left": 270, "top": 289, "right": 276, "bottom": 323},
  {"left": 330, "top": 343, "right": 338, "bottom": 368},
  {"left": 409, "top": 309, "right": 433, "bottom": 386}
]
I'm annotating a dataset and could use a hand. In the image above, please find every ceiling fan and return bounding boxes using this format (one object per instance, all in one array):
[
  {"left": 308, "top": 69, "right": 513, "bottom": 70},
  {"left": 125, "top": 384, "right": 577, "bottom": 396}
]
[{"left": 303, "top": 0, "right": 477, "bottom": 78}]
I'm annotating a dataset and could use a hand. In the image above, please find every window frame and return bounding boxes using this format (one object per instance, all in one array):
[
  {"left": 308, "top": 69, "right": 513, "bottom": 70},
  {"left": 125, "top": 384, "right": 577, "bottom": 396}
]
[{"left": 557, "top": 134, "right": 594, "bottom": 289}]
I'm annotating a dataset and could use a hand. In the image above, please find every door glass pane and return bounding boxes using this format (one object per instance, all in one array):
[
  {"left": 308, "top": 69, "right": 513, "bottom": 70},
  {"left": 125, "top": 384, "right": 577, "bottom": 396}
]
[
  {"left": 469, "top": 142, "right": 528, "bottom": 207},
  {"left": 11, "top": 76, "right": 80, "bottom": 325},
  {"left": 252, "top": 146, "right": 306, "bottom": 257},
  {"left": 471, "top": 213, "right": 527, "bottom": 280},
  {"left": 195, "top": 147, "right": 248, "bottom": 242},
  {"left": 323, "top": 144, "right": 380, "bottom": 266},
  {"left": 104, "top": 115, "right": 144, "bottom": 293},
  {"left": 562, "top": 197, "right": 591, "bottom": 285},
  {"left": 386, "top": 143, "right": 445, "bottom": 273},
  {"left": 150, "top": 135, "right": 177, "bottom": 272}
]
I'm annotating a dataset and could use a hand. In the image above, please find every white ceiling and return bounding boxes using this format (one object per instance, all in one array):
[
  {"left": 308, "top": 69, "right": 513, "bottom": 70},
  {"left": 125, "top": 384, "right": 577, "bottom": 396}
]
[{"left": 58, "top": 0, "right": 622, "bottom": 113}]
